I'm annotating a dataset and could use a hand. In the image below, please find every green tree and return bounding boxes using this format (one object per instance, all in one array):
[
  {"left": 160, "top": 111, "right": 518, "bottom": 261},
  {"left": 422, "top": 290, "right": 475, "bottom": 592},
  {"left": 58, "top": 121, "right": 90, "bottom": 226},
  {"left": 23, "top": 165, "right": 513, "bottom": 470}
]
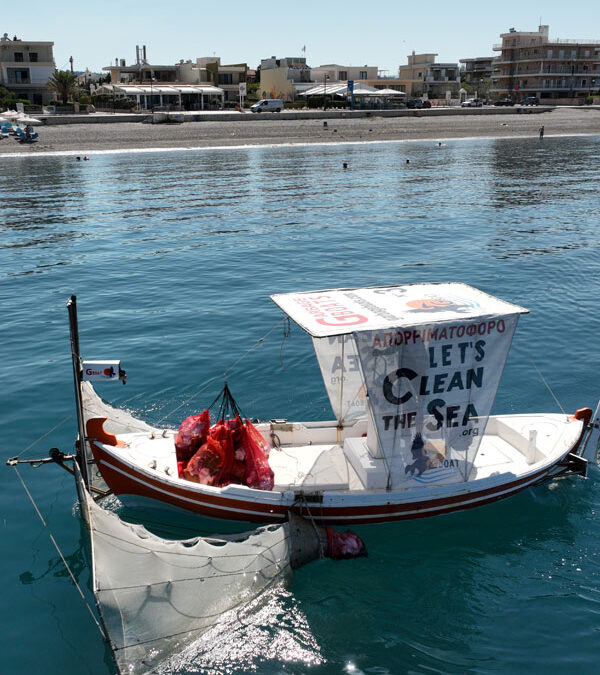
[{"left": 47, "top": 69, "right": 78, "bottom": 104}]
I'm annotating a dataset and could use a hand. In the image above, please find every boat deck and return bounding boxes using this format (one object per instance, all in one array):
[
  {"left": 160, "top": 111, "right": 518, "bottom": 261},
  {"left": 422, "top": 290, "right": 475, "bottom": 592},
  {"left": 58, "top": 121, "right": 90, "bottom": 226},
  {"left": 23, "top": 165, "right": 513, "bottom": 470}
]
[{"left": 108, "top": 413, "right": 581, "bottom": 495}]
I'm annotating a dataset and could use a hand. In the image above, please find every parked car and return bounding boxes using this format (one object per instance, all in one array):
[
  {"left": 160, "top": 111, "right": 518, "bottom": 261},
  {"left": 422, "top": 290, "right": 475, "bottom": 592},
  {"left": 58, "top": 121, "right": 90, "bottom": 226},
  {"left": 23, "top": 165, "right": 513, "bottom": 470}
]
[
  {"left": 494, "top": 98, "right": 514, "bottom": 106},
  {"left": 461, "top": 98, "right": 483, "bottom": 107},
  {"left": 250, "top": 99, "right": 284, "bottom": 113},
  {"left": 520, "top": 96, "right": 539, "bottom": 106},
  {"left": 422, "top": 100, "right": 431, "bottom": 108},
  {"left": 406, "top": 99, "right": 423, "bottom": 109}
]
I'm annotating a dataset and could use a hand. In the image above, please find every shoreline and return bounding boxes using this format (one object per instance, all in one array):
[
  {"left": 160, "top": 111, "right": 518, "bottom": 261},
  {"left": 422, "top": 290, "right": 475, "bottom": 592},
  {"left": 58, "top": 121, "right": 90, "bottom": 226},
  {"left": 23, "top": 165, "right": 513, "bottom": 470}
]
[{"left": 1, "top": 108, "right": 599, "bottom": 157}]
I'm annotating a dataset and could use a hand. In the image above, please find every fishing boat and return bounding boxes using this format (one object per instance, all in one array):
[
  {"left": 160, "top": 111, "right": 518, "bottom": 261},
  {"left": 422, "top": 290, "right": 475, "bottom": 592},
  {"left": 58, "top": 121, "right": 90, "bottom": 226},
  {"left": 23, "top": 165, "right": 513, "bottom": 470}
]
[{"left": 79, "top": 284, "right": 599, "bottom": 525}]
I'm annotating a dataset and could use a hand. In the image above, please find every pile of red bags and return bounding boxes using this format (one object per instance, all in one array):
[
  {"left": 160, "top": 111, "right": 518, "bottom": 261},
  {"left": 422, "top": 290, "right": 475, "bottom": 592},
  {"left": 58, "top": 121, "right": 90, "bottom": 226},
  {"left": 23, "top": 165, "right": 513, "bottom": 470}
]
[{"left": 175, "top": 411, "right": 274, "bottom": 491}]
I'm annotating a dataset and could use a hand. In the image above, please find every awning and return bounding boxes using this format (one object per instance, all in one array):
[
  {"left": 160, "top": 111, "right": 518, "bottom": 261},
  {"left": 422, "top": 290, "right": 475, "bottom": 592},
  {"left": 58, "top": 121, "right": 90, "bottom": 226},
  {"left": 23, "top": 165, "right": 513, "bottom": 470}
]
[
  {"left": 300, "top": 82, "right": 380, "bottom": 97},
  {"left": 374, "top": 88, "right": 406, "bottom": 97},
  {"left": 97, "top": 84, "right": 224, "bottom": 96},
  {"left": 271, "top": 283, "right": 529, "bottom": 337}
]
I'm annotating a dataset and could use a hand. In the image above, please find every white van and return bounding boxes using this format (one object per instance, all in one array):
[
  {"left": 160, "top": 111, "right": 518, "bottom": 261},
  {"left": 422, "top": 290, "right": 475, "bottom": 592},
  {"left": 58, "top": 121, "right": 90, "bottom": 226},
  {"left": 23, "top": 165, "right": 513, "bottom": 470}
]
[{"left": 250, "top": 99, "right": 284, "bottom": 113}]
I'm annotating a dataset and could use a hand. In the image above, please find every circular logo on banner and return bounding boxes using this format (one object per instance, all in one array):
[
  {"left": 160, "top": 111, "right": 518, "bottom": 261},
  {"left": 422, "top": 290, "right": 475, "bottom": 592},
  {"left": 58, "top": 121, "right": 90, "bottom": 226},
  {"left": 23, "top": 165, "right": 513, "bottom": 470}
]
[{"left": 406, "top": 295, "right": 479, "bottom": 314}]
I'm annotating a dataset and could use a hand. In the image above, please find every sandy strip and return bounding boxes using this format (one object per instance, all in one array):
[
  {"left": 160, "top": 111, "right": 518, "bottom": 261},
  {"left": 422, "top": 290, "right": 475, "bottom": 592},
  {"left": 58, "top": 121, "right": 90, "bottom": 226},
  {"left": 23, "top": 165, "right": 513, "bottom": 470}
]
[{"left": 1, "top": 108, "right": 599, "bottom": 157}]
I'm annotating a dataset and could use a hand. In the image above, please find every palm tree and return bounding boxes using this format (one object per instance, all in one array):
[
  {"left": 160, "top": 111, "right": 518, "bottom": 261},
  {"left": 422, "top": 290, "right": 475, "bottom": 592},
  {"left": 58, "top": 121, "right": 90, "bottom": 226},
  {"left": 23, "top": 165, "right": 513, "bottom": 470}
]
[{"left": 47, "top": 69, "right": 77, "bottom": 104}]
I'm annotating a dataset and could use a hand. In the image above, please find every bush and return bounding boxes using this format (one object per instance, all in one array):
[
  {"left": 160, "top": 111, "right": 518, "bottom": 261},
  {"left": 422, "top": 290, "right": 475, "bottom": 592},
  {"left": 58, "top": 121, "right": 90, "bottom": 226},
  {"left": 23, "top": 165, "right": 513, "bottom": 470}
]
[
  {"left": 91, "top": 95, "right": 137, "bottom": 110},
  {"left": 286, "top": 101, "right": 307, "bottom": 109},
  {"left": 78, "top": 94, "right": 91, "bottom": 105}
]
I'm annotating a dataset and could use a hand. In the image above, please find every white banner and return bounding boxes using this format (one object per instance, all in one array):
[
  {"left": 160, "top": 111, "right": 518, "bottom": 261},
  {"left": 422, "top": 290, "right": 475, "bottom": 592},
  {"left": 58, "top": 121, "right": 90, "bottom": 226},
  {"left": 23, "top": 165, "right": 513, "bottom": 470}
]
[
  {"left": 354, "top": 315, "right": 520, "bottom": 485},
  {"left": 313, "top": 335, "right": 366, "bottom": 423}
]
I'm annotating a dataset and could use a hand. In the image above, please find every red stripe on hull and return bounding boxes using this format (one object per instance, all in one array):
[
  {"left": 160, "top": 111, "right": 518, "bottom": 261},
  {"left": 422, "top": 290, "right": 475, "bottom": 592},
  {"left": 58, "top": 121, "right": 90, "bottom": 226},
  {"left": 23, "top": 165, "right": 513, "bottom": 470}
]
[{"left": 90, "top": 441, "right": 555, "bottom": 525}]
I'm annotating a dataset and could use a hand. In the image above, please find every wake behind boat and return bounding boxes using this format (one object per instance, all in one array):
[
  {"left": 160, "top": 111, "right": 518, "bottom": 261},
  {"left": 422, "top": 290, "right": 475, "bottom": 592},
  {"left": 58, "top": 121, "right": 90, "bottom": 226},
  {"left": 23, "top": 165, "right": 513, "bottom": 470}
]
[{"left": 77, "top": 284, "right": 600, "bottom": 525}]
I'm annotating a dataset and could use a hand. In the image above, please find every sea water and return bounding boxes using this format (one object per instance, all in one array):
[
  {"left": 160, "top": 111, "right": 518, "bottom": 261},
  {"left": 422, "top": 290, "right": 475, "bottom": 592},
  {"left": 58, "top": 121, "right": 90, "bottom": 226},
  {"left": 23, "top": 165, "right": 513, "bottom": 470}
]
[{"left": 1, "top": 135, "right": 600, "bottom": 674}]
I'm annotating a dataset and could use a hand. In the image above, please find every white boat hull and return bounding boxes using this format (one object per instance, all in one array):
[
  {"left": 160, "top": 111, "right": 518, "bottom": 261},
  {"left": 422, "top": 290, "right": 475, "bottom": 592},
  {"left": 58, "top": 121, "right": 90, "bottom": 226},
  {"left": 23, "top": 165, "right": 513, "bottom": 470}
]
[{"left": 87, "top": 412, "right": 587, "bottom": 525}]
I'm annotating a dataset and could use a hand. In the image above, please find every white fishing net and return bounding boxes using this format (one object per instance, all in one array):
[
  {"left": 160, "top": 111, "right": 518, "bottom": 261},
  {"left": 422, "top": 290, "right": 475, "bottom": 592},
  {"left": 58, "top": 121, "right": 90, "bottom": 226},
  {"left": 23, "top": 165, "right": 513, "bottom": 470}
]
[{"left": 77, "top": 466, "right": 295, "bottom": 674}]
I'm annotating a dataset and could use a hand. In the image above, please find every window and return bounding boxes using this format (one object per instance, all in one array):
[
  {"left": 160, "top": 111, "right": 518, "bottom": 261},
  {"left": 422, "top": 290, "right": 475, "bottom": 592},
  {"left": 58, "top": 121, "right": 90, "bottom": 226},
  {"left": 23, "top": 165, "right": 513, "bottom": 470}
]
[
  {"left": 584, "top": 49, "right": 590, "bottom": 57},
  {"left": 338, "top": 70, "right": 347, "bottom": 80},
  {"left": 547, "top": 49, "right": 553, "bottom": 58},
  {"left": 29, "top": 52, "right": 38, "bottom": 62},
  {"left": 218, "top": 73, "right": 232, "bottom": 85},
  {"left": 14, "top": 52, "right": 23, "bottom": 62},
  {"left": 8, "top": 69, "right": 29, "bottom": 83},
  {"left": 571, "top": 49, "right": 577, "bottom": 58},
  {"left": 359, "top": 71, "right": 367, "bottom": 79},
  {"left": 582, "top": 79, "right": 587, "bottom": 86},
  {"left": 559, "top": 49, "right": 564, "bottom": 58}
]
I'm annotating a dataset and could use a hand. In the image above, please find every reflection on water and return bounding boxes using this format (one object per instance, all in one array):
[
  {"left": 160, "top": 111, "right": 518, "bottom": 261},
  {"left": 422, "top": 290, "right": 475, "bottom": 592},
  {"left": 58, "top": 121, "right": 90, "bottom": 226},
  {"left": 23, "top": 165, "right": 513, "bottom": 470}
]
[
  {"left": 2, "top": 136, "right": 600, "bottom": 277},
  {"left": 485, "top": 137, "right": 600, "bottom": 259}
]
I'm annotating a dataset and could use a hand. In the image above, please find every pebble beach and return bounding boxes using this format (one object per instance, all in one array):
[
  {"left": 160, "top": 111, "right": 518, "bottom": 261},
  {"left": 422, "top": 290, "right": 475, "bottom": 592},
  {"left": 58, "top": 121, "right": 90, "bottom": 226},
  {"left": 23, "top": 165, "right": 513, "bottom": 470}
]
[{"left": 2, "top": 107, "right": 600, "bottom": 156}]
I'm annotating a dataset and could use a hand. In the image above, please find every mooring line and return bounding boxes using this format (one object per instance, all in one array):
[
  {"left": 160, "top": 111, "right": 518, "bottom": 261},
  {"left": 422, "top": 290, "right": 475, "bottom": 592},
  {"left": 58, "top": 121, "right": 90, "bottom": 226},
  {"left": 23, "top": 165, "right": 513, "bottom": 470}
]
[
  {"left": 14, "top": 414, "right": 73, "bottom": 460},
  {"left": 11, "top": 465, "right": 107, "bottom": 641},
  {"left": 157, "top": 321, "right": 281, "bottom": 424},
  {"left": 527, "top": 354, "right": 566, "bottom": 414}
]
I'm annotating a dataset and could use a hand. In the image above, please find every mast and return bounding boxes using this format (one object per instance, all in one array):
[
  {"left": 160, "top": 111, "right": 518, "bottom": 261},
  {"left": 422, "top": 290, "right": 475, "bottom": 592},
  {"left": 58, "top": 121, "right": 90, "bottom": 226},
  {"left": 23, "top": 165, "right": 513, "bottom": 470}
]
[{"left": 67, "top": 295, "right": 90, "bottom": 489}]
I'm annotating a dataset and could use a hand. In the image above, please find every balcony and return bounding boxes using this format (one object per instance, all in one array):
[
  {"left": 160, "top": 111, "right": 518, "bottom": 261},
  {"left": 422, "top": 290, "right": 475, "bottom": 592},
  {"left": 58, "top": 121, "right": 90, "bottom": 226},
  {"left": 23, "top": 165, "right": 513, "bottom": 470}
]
[
  {"left": 5, "top": 75, "right": 49, "bottom": 86},
  {"left": 425, "top": 76, "right": 458, "bottom": 83}
]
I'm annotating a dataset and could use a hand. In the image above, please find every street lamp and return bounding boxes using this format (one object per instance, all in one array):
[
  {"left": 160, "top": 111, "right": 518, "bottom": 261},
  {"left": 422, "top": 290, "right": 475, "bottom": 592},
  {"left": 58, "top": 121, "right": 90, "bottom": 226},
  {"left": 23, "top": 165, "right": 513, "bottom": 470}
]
[{"left": 324, "top": 74, "right": 329, "bottom": 111}]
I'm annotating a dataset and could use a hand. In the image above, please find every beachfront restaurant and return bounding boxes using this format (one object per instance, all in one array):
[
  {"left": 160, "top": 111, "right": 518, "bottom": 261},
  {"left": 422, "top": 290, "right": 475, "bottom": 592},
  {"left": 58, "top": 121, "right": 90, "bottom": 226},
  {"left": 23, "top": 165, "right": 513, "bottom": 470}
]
[
  {"left": 96, "top": 84, "right": 225, "bottom": 110},
  {"left": 300, "top": 83, "right": 406, "bottom": 108}
]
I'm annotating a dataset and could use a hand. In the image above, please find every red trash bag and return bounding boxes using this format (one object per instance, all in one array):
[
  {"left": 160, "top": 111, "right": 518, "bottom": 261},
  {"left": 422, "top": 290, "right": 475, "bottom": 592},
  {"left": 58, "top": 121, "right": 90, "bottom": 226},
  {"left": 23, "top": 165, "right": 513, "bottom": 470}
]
[
  {"left": 225, "top": 415, "right": 246, "bottom": 484},
  {"left": 242, "top": 420, "right": 274, "bottom": 491},
  {"left": 183, "top": 437, "right": 226, "bottom": 485},
  {"left": 225, "top": 415, "right": 245, "bottom": 446},
  {"left": 325, "top": 528, "right": 368, "bottom": 560},
  {"left": 183, "top": 422, "right": 235, "bottom": 486},
  {"left": 208, "top": 422, "right": 234, "bottom": 485},
  {"left": 175, "top": 410, "right": 210, "bottom": 464}
]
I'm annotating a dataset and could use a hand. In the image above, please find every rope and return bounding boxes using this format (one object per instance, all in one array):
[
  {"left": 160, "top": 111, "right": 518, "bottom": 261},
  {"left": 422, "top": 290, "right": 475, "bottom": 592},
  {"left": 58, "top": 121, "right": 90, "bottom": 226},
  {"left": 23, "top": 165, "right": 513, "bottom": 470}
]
[
  {"left": 280, "top": 317, "right": 291, "bottom": 371},
  {"left": 11, "top": 465, "right": 107, "bottom": 641},
  {"left": 299, "top": 494, "right": 325, "bottom": 560},
  {"left": 156, "top": 321, "right": 281, "bottom": 424},
  {"left": 13, "top": 414, "right": 73, "bottom": 460},
  {"left": 527, "top": 354, "right": 566, "bottom": 414}
]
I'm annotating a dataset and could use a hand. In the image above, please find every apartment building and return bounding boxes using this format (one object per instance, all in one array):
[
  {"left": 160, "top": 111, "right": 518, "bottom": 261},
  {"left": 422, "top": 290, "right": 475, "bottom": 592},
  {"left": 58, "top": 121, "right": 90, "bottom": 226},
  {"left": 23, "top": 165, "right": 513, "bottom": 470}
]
[
  {"left": 311, "top": 64, "right": 378, "bottom": 83},
  {"left": 103, "top": 47, "right": 247, "bottom": 107},
  {"left": 259, "top": 56, "right": 313, "bottom": 101},
  {"left": 459, "top": 56, "right": 494, "bottom": 85},
  {"left": 398, "top": 52, "right": 460, "bottom": 99},
  {"left": 178, "top": 57, "right": 247, "bottom": 103},
  {"left": 0, "top": 33, "right": 55, "bottom": 104},
  {"left": 492, "top": 25, "right": 600, "bottom": 102}
]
